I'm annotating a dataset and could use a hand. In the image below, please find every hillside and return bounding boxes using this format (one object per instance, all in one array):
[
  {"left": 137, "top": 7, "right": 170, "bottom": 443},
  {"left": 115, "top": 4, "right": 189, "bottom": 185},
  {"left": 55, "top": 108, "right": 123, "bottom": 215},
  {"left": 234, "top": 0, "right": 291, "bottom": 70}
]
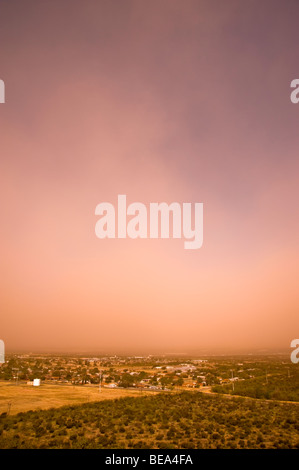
[{"left": 0, "top": 391, "right": 298, "bottom": 449}]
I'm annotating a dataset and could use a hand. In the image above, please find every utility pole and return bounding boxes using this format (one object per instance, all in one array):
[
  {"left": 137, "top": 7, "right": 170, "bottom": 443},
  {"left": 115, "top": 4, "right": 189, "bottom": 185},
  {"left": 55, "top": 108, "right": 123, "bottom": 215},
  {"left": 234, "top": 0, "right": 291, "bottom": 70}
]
[
  {"left": 12, "top": 368, "right": 19, "bottom": 385},
  {"left": 99, "top": 366, "right": 102, "bottom": 393}
]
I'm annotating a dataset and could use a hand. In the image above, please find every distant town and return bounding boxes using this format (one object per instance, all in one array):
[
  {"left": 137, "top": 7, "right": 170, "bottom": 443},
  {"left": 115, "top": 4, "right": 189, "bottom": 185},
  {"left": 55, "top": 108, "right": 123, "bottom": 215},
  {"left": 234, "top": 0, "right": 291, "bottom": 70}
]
[{"left": 0, "top": 353, "right": 296, "bottom": 393}]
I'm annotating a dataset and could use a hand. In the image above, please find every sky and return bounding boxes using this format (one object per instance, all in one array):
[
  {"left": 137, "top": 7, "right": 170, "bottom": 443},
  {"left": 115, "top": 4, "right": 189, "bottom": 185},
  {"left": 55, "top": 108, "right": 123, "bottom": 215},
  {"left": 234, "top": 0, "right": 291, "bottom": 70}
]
[{"left": 0, "top": 0, "right": 298, "bottom": 354}]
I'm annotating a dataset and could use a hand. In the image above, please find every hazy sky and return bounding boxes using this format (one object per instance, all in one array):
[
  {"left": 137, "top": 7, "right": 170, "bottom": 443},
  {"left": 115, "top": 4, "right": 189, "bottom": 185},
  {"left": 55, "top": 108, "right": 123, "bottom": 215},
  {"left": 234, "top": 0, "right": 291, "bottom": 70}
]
[{"left": 0, "top": 0, "right": 298, "bottom": 353}]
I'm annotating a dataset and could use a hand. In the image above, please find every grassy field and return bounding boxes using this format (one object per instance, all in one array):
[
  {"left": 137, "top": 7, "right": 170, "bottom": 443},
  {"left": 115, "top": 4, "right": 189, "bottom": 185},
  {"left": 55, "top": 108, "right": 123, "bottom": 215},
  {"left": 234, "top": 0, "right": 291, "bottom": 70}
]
[
  {"left": 0, "top": 391, "right": 298, "bottom": 449},
  {"left": 0, "top": 381, "right": 157, "bottom": 415}
]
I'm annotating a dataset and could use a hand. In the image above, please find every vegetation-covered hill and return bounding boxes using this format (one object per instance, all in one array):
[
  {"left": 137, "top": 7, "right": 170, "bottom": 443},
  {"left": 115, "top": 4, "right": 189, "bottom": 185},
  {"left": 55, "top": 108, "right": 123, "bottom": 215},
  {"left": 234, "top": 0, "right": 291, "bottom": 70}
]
[
  {"left": 0, "top": 392, "right": 298, "bottom": 449},
  {"left": 212, "top": 368, "right": 299, "bottom": 401}
]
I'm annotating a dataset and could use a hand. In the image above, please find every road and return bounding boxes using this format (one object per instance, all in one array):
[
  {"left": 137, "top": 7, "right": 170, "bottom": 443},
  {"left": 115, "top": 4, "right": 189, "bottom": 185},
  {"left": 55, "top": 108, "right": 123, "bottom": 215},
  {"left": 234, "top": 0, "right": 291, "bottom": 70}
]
[{"left": 198, "top": 386, "right": 299, "bottom": 405}]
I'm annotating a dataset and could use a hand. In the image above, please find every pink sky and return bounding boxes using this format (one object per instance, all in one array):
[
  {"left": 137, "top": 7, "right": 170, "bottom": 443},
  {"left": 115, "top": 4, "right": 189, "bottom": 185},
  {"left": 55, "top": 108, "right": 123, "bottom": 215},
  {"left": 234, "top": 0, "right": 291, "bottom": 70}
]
[{"left": 0, "top": 0, "right": 298, "bottom": 353}]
